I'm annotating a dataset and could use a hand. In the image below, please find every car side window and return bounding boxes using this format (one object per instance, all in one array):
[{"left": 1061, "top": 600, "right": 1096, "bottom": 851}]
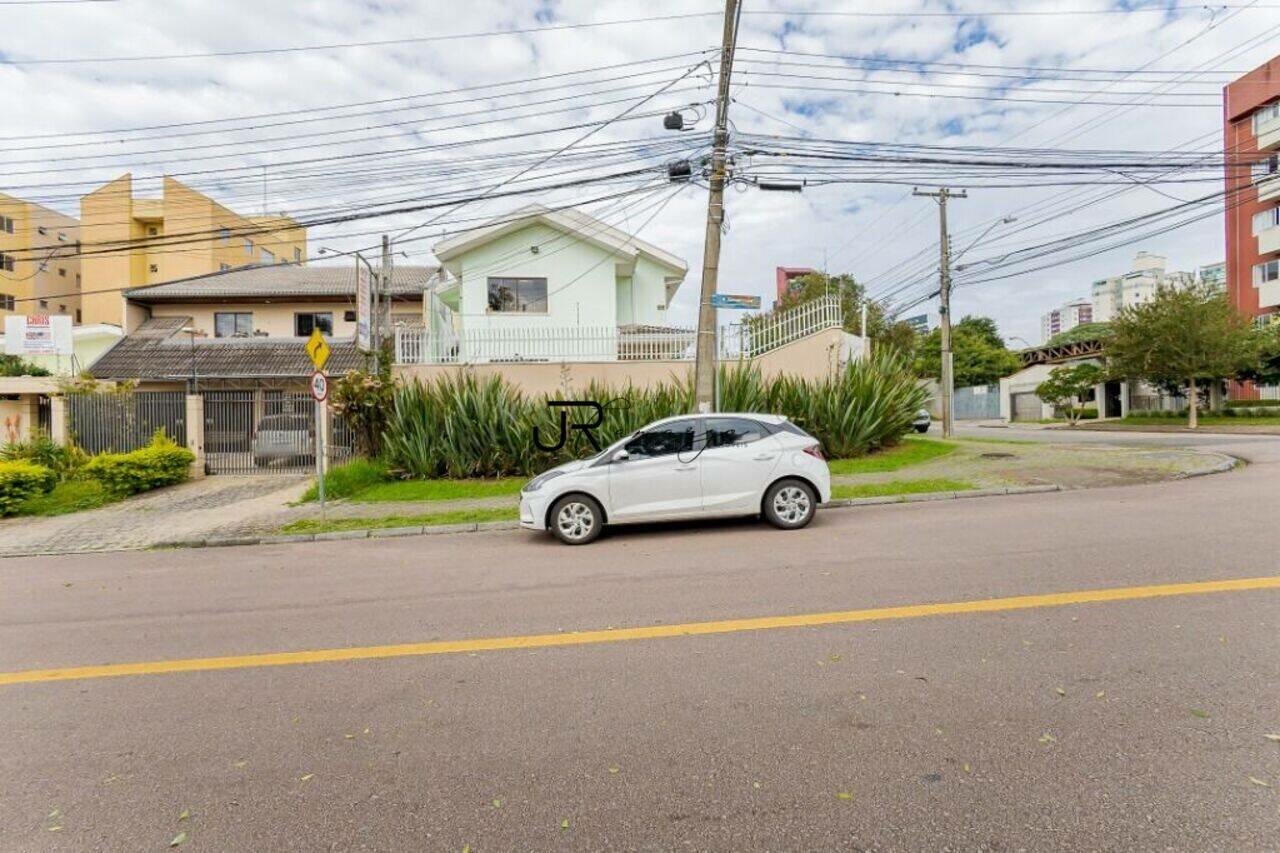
[
  {"left": 705, "top": 417, "right": 766, "bottom": 448},
  {"left": 624, "top": 421, "right": 696, "bottom": 458}
]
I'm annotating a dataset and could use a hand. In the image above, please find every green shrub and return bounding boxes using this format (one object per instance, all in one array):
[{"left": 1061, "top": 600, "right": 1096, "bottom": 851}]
[
  {"left": 382, "top": 355, "right": 928, "bottom": 478},
  {"left": 0, "top": 460, "right": 56, "bottom": 516},
  {"left": 0, "top": 430, "right": 87, "bottom": 481},
  {"left": 301, "top": 458, "right": 390, "bottom": 502},
  {"left": 83, "top": 430, "right": 195, "bottom": 498}
]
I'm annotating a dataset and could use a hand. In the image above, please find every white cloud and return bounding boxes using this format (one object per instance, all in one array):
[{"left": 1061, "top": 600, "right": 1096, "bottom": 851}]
[{"left": 1, "top": 0, "right": 1275, "bottom": 343}]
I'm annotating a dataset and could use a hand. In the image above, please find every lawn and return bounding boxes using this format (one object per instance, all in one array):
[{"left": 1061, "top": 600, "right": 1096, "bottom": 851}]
[
  {"left": 280, "top": 506, "right": 519, "bottom": 534},
  {"left": 352, "top": 477, "right": 525, "bottom": 503},
  {"left": 11, "top": 480, "right": 113, "bottom": 517},
  {"left": 826, "top": 437, "right": 956, "bottom": 476},
  {"left": 1122, "top": 415, "right": 1280, "bottom": 426},
  {"left": 831, "top": 478, "right": 975, "bottom": 500}
]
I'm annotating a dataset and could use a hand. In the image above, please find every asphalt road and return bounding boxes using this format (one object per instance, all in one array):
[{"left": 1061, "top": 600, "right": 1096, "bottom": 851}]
[{"left": 1, "top": 431, "right": 1278, "bottom": 852}]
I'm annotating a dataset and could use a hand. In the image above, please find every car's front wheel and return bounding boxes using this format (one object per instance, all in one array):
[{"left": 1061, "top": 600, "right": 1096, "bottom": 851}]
[
  {"left": 763, "top": 478, "right": 817, "bottom": 530},
  {"left": 915, "top": 424, "right": 929, "bottom": 433},
  {"left": 549, "top": 494, "right": 604, "bottom": 545}
]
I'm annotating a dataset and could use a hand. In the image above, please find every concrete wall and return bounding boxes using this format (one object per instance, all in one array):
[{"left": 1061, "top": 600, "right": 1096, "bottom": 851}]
[{"left": 394, "top": 327, "right": 844, "bottom": 396}]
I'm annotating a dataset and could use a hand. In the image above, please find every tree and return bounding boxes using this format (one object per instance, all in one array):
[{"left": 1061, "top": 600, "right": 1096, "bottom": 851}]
[
  {"left": 1035, "top": 363, "right": 1104, "bottom": 424},
  {"left": 914, "top": 315, "right": 1022, "bottom": 387},
  {"left": 1045, "top": 322, "right": 1111, "bottom": 348},
  {"left": 771, "top": 271, "right": 916, "bottom": 358},
  {"left": 0, "top": 355, "right": 51, "bottom": 377},
  {"left": 1105, "top": 284, "right": 1256, "bottom": 429},
  {"left": 1237, "top": 321, "right": 1280, "bottom": 387}
]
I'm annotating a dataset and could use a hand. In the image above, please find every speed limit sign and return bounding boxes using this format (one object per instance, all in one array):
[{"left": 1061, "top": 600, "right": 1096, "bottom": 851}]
[{"left": 309, "top": 370, "right": 329, "bottom": 402}]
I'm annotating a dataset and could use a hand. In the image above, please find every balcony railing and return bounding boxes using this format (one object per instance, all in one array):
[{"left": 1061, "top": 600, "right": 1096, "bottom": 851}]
[{"left": 394, "top": 296, "right": 843, "bottom": 365}]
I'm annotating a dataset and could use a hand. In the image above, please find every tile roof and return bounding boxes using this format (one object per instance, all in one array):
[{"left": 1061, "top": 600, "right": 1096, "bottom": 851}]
[
  {"left": 89, "top": 334, "right": 365, "bottom": 380},
  {"left": 124, "top": 263, "right": 435, "bottom": 302}
]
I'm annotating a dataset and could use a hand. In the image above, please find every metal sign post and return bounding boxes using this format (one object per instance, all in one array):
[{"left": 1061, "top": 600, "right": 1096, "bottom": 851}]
[{"left": 310, "top": 370, "right": 329, "bottom": 515}]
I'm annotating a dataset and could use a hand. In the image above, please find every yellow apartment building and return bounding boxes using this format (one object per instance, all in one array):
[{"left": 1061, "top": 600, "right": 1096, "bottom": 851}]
[
  {"left": 79, "top": 174, "right": 307, "bottom": 328},
  {"left": 0, "top": 192, "right": 81, "bottom": 322}
]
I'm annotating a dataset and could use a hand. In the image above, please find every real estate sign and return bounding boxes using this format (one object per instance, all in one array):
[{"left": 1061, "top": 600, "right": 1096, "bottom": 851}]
[
  {"left": 355, "top": 262, "right": 372, "bottom": 351},
  {"left": 3, "top": 314, "right": 73, "bottom": 356}
]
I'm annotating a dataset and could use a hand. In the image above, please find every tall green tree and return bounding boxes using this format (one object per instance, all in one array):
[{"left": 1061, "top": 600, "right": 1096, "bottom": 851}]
[
  {"left": 772, "top": 272, "right": 918, "bottom": 359},
  {"left": 914, "top": 315, "right": 1022, "bottom": 387},
  {"left": 1105, "top": 284, "right": 1256, "bottom": 429}
]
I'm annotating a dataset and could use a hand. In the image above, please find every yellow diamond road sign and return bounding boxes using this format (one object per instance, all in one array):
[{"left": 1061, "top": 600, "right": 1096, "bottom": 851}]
[{"left": 305, "top": 329, "right": 331, "bottom": 371}]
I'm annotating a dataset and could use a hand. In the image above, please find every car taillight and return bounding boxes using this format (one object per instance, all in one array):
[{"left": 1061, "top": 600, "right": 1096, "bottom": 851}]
[{"left": 803, "top": 444, "right": 824, "bottom": 460}]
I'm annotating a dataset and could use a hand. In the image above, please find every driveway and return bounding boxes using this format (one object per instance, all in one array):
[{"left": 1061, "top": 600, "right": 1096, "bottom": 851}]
[{"left": 0, "top": 476, "right": 307, "bottom": 557}]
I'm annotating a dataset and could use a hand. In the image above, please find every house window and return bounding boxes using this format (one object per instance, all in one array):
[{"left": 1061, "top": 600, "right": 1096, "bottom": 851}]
[
  {"left": 1254, "top": 259, "right": 1280, "bottom": 286},
  {"left": 0, "top": 216, "right": 13, "bottom": 233},
  {"left": 1253, "top": 207, "right": 1280, "bottom": 235},
  {"left": 244, "top": 239, "right": 254, "bottom": 255},
  {"left": 147, "top": 227, "right": 158, "bottom": 236},
  {"left": 58, "top": 304, "right": 66, "bottom": 313},
  {"left": 58, "top": 267, "right": 66, "bottom": 277},
  {"left": 1254, "top": 101, "right": 1280, "bottom": 134},
  {"left": 149, "top": 264, "right": 159, "bottom": 274},
  {"left": 0, "top": 294, "right": 14, "bottom": 310},
  {"left": 39, "top": 299, "right": 48, "bottom": 308},
  {"left": 215, "top": 311, "right": 254, "bottom": 338},
  {"left": 294, "top": 312, "right": 333, "bottom": 336},
  {"left": 37, "top": 225, "right": 47, "bottom": 236},
  {"left": 57, "top": 231, "right": 67, "bottom": 242},
  {"left": 219, "top": 263, "right": 231, "bottom": 271},
  {"left": 220, "top": 227, "right": 231, "bottom": 243},
  {"left": 487, "top": 276, "right": 548, "bottom": 312},
  {"left": 75, "top": 309, "right": 81, "bottom": 323},
  {"left": 261, "top": 248, "right": 275, "bottom": 264},
  {"left": 1252, "top": 154, "right": 1279, "bottom": 183},
  {"left": 75, "top": 273, "right": 81, "bottom": 285},
  {"left": 294, "top": 248, "right": 302, "bottom": 263},
  {"left": 0, "top": 252, "right": 13, "bottom": 272}
]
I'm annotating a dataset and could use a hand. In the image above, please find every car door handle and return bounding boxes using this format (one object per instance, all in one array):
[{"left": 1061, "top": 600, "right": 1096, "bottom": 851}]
[
  {"left": 673, "top": 465, "right": 697, "bottom": 472},
  {"left": 752, "top": 454, "right": 777, "bottom": 461}
]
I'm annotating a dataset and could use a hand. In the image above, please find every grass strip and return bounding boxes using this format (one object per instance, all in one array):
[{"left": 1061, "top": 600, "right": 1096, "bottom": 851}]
[
  {"left": 827, "top": 437, "right": 956, "bottom": 475},
  {"left": 832, "top": 478, "right": 975, "bottom": 500},
  {"left": 13, "top": 480, "right": 115, "bottom": 517},
  {"left": 279, "top": 506, "right": 519, "bottom": 535},
  {"left": 351, "top": 477, "right": 526, "bottom": 503}
]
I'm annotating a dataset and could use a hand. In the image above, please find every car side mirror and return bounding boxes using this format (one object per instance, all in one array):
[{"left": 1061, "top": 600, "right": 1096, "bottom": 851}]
[{"left": 612, "top": 449, "right": 630, "bottom": 463}]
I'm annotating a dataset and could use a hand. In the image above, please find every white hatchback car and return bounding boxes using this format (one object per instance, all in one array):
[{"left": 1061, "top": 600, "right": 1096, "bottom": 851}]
[{"left": 520, "top": 413, "right": 831, "bottom": 545}]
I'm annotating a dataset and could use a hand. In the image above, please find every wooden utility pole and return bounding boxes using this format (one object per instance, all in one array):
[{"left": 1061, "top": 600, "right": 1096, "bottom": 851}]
[
  {"left": 693, "top": 0, "right": 742, "bottom": 412},
  {"left": 913, "top": 187, "right": 966, "bottom": 438}
]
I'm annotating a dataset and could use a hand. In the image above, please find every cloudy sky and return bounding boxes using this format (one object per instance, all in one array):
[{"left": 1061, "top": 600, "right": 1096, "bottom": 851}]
[{"left": 3, "top": 0, "right": 1278, "bottom": 344}]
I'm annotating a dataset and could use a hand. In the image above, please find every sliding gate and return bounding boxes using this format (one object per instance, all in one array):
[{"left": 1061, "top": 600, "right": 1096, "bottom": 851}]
[{"left": 203, "top": 390, "right": 350, "bottom": 475}]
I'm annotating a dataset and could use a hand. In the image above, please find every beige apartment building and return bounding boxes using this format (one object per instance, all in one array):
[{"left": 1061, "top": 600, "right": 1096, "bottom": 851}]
[
  {"left": 79, "top": 174, "right": 307, "bottom": 328},
  {"left": 0, "top": 192, "right": 81, "bottom": 322}
]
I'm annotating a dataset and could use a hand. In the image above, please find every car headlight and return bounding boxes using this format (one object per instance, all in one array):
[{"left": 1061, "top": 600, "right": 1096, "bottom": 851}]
[{"left": 522, "top": 470, "right": 566, "bottom": 493}]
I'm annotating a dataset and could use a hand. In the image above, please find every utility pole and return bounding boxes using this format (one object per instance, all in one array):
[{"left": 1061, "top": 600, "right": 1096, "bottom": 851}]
[
  {"left": 693, "top": 0, "right": 742, "bottom": 412},
  {"left": 913, "top": 187, "right": 967, "bottom": 438}
]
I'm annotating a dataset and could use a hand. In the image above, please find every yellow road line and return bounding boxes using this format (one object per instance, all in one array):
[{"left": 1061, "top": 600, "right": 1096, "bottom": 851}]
[{"left": 3, "top": 575, "right": 1278, "bottom": 687}]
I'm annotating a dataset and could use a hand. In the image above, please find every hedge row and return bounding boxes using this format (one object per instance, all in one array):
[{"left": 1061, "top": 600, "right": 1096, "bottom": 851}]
[
  {"left": 82, "top": 433, "right": 195, "bottom": 497},
  {"left": 0, "top": 461, "right": 57, "bottom": 516}
]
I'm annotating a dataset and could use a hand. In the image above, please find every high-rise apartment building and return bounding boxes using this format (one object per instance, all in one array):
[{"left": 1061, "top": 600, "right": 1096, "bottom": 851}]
[
  {"left": 1040, "top": 298, "right": 1093, "bottom": 344},
  {"left": 78, "top": 175, "right": 307, "bottom": 327},
  {"left": 1089, "top": 252, "right": 1196, "bottom": 322},
  {"left": 0, "top": 193, "right": 81, "bottom": 322}
]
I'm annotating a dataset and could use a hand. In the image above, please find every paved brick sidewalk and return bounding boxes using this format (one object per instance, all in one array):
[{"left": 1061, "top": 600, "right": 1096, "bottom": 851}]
[{"left": 0, "top": 476, "right": 308, "bottom": 557}]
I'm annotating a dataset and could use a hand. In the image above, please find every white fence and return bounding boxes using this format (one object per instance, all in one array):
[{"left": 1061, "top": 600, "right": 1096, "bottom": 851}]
[{"left": 394, "top": 297, "right": 843, "bottom": 365}]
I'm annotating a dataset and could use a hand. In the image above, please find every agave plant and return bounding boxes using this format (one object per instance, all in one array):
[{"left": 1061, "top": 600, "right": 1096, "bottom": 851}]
[{"left": 381, "top": 354, "right": 928, "bottom": 478}]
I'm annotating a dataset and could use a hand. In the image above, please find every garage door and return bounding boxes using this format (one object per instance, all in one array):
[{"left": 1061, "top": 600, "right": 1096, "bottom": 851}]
[{"left": 1011, "top": 392, "right": 1042, "bottom": 422}]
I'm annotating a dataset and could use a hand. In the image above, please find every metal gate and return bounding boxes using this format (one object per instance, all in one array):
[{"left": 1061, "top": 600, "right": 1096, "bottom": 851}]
[
  {"left": 68, "top": 391, "right": 187, "bottom": 453},
  {"left": 953, "top": 384, "right": 1001, "bottom": 420},
  {"left": 1011, "top": 392, "right": 1042, "bottom": 422},
  {"left": 203, "top": 390, "right": 350, "bottom": 474}
]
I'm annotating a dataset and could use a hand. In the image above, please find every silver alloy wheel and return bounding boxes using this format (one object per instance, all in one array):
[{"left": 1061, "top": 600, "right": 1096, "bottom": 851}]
[
  {"left": 556, "top": 500, "right": 596, "bottom": 541},
  {"left": 772, "top": 485, "right": 812, "bottom": 525}
]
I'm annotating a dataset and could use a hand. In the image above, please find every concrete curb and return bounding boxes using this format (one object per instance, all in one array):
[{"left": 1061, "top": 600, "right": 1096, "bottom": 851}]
[{"left": 1171, "top": 452, "right": 1240, "bottom": 479}]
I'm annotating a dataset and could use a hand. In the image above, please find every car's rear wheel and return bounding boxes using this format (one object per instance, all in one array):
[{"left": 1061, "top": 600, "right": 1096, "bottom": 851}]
[
  {"left": 763, "top": 478, "right": 817, "bottom": 530},
  {"left": 550, "top": 494, "right": 604, "bottom": 545}
]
